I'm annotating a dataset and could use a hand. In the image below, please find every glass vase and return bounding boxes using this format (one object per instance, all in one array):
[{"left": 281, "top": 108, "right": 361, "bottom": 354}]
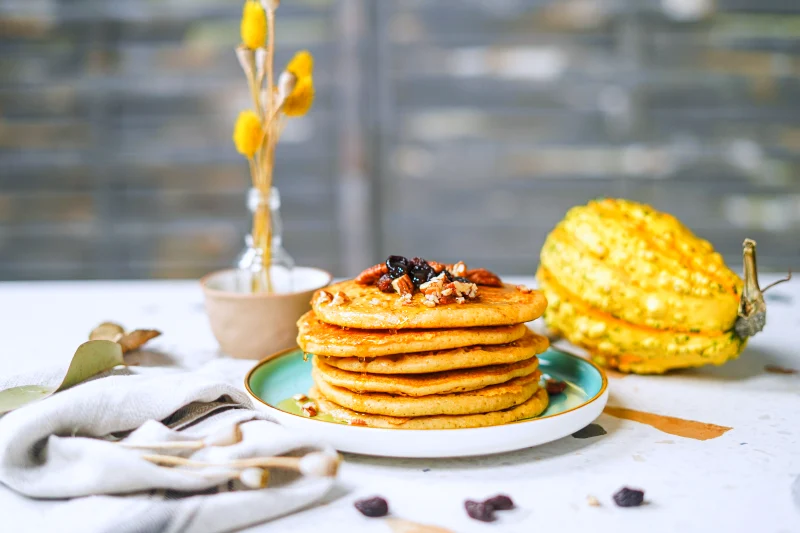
[{"left": 236, "top": 186, "right": 295, "bottom": 294}]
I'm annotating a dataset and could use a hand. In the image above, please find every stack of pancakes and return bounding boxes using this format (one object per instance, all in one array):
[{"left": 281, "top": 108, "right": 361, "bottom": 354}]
[{"left": 296, "top": 270, "right": 551, "bottom": 430}]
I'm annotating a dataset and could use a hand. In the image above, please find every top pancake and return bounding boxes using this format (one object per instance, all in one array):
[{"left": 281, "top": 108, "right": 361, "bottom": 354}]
[
  {"left": 311, "top": 280, "right": 547, "bottom": 330},
  {"left": 297, "top": 311, "right": 528, "bottom": 357}
]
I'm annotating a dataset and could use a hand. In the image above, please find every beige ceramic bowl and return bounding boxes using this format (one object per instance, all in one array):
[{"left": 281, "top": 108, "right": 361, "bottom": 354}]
[{"left": 201, "top": 267, "right": 332, "bottom": 359}]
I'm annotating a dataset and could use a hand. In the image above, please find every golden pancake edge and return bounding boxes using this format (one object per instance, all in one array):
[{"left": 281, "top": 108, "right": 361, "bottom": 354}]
[
  {"left": 297, "top": 311, "right": 529, "bottom": 358},
  {"left": 312, "top": 353, "right": 539, "bottom": 396},
  {"left": 321, "top": 328, "right": 547, "bottom": 374},
  {"left": 308, "top": 386, "right": 549, "bottom": 430},
  {"left": 311, "top": 368, "right": 542, "bottom": 417},
  {"left": 311, "top": 281, "right": 547, "bottom": 329}
]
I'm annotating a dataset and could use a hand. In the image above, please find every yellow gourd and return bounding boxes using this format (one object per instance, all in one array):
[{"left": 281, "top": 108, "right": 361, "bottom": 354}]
[{"left": 536, "top": 198, "right": 788, "bottom": 374}]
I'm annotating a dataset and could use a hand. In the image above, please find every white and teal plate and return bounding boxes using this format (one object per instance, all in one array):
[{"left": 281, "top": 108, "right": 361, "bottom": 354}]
[{"left": 246, "top": 347, "right": 608, "bottom": 458}]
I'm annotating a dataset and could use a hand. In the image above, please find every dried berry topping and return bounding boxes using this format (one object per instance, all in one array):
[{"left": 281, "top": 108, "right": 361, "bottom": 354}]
[
  {"left": 409, "top": 258, "right": 435, "bottom": 286},
  {"left": 464, "top": 500, "right": 496, "bottom": 522},
  {"left": 386, "top": 255, "right": 409, "bottom": 278},
  {"left": 484, "top": 494, "right": 514, "bottom": 510},
  {"left": 358, "top": 256, "right": 497, "bottom": 305},
  {"left": 376, "top": 274, "right": 394, "bottom": 293},
  {"left": 546, "top": 378, "right": 567, "bottom": 395},
  {"left": 612, "top": 487, "right": 645, "bottom": 507},
  {"left": 354, "top": 496, "right": 389, "bottom": 517}
]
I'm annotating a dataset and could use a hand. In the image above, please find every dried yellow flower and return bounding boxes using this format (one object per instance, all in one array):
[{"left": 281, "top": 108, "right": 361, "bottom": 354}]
[
  {"left": 240, "top": 0, "right": 266, "bottom": 50},
  {"left": 287, "top": 50, "right": 313, "bottom": 79},
  {"left": 282, "top": 50, "right": 315, "bottom": 117},
  {"left": 233, "top": 110, "right": 262, "bottom": 158}
]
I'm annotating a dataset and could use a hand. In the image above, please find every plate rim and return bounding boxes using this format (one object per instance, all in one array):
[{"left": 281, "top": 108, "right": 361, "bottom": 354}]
[{"left": 244, "top": 344, "right": 609, "bottom": 432}]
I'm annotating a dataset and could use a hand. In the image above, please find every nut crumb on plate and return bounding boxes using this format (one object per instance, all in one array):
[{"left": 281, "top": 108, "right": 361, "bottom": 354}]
[{"left": 301, "top": 402, "right": 318, "bottom": 417}]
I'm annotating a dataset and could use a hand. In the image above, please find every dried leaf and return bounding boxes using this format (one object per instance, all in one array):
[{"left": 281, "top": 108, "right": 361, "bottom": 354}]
[
  {"left": 89, "top": 322, "right": 161, "bottom": 354},
  {"left": 118, "top": 330, "right": 161, "bottom": 354},
  {"left": 89, "top": 322, "right": 125, "bottom": 342},
  {"left": 0, "top": 340, "right": 124, "bottom": 415}
]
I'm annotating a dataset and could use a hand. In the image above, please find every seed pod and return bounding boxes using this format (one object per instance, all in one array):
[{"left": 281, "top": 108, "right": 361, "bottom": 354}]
[
  {"left": 239, "top": 467, "right": 269, "bottom": 489},
  {"left": 298, "top": 451, "right": 340, "bottom": 477}
]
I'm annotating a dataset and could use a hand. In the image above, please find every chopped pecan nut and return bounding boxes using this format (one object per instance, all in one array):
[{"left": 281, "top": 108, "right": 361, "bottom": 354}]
[
  {"left": 451, "top": 281, "right": 478, "bottom": 299},
  {"left": 355, "top": 263, "right": 389, "bottom": 285},
  {"left": 516, "top": 284, "right": 533, "bottom": 294},
  {"left": 315, "top": 290, "right": 333, "bottom": 304},
  {"left": 349, "top": 419, "right": 368, "bottom": 427},
  {"left": 422, "top": 298, "right": 436, "bottom": 308},
  {"left": 448, "top": 261, "right": 467, "bottom": 277},
  {"left": 391, "top": 274, "right": 414, "bottom": 296},
  {"left": 420, "top": 272, "right": 446, "bottom": 294},
  {"left": 332, "top": 291, "right": 350, "bottom": 306},
  {"left": 427, "top": 260, "right": 446, "bottom": 274},
  {"left": 439, "top": 293, "right": 456, "bottom": 305},
  {"left": 301, "top": 402, "right": 318, "bottom": 417},
  {"left": 292, "top": 393, "right": 308, "bottom": 402},
  {"left": 465, "top": 268, "right": 503, "bottom": 287},
  {"left": 546, "top": 378, "right": 567, "bottom": 395}
]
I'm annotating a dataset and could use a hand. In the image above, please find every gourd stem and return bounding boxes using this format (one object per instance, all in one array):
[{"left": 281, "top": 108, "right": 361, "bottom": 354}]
[
  {"left": 734, "top": 239, "right": 767, "bottom": 338},
  {"left": 740, "top": 238, "right": 760, "bottom": 311}
]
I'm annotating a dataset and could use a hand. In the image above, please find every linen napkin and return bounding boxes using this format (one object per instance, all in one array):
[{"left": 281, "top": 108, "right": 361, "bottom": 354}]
[{"left": 0, "top": 367, "right": 339, "bottom": 533}]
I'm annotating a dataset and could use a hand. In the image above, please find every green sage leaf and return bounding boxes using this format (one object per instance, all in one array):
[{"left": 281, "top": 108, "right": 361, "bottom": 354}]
[{"left": 0, "top": 340, "right": 124, "bottom": 415}]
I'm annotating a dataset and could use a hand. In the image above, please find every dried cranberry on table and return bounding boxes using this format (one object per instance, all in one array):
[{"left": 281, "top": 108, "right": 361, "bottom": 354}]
[
  {"left": 464, "top": 500, "right": 496, "bottom": 522},
  {"left": 484, "top": 494, "right": 514, "bottom": 510},
  {"left": 354, "top": 496, "right": 389, "bottom": 517},
  {"left": 464, "top": 494, "right": 515, "bottom": 522},
  {"left": 612, "top": 487, "right": 645, "bottom": 507}
]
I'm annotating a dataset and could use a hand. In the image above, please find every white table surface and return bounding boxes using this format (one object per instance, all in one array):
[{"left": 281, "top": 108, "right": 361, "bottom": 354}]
[{"left": 0, "top": 275, "right": 798, "bottom": 533}]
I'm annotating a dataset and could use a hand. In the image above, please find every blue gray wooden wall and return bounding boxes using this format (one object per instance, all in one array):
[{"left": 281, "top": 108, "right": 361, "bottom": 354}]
[{"left": 1, "top": 0, "right": 797, "bottom": 280}]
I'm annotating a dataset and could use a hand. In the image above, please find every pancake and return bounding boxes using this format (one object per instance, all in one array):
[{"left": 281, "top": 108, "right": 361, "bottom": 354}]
[
  {"left": 308, "top": 386, "right": 549, "bottom": 430},
  {"left": 297, "top": 311, "right": 528, "bottom": 358},
  {"left": 322, "top": 329, "right": 548, "bottom": 374},
  {"left": 311, "top": 280, "right": 547, "bottom": 330},
  {"left": 312, "top": 354, "right": 539, "bottom": 396},
  {"left": 311, "top": 369, "right": 542, "bottom": 417}
]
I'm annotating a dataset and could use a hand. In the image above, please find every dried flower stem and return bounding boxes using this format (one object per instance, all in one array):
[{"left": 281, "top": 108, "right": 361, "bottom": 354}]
[
  {"left": 265, "top": 6, "right": 276, "bottom": 124},
  {"left": 143, "top": 454, "right": 298, "bottom": 469},
  {"left": 119, "top": 441, "right": 206, "bottom": 451},
  {"left": 141, "top": 451, "right": 340, "bottom": 478},
  {"left": 246, "top": 5, "right": 279, "bottom": 294}
]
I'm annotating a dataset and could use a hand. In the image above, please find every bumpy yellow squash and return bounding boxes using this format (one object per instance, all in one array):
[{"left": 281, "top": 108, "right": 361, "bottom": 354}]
[{"left": 536, "top": 198, "right": 783, "bottom": 374}]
